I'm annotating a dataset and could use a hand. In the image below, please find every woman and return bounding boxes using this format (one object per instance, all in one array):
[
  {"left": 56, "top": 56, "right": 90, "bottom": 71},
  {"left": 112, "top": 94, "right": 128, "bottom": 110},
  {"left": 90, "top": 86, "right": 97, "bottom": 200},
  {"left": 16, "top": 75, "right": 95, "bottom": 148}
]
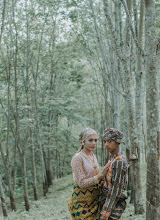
[{"left": 68, "top": 128, "right": 110, "bottom": 220}]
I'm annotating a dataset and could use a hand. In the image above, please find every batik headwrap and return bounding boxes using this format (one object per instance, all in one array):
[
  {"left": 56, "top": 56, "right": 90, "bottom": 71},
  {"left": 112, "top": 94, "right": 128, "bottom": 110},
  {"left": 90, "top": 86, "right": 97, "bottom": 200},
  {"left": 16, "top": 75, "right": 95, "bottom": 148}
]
[
  {"left": 79, "top": 128, "right": 97, "bottom": 144},
  {"left": 103, "top": 128, "right": 125, "bottom": 144}
]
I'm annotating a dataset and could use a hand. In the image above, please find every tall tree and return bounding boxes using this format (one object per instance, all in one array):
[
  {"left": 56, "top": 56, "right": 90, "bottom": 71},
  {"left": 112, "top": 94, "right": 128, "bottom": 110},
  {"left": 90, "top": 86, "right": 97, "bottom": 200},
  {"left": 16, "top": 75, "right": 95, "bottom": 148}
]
[{"left": 145, "top": 0, "right": 160, "bottom": 219}]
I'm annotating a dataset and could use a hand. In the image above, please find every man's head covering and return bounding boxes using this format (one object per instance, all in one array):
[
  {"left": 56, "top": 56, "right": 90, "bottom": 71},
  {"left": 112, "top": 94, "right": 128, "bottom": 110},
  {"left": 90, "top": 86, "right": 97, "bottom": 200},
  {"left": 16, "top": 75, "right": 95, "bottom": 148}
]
[
  {"left": 103, "top": 128, "right": 125, "bottom": 144},
  {"left": 79, "top": 128, "right": 97, "bottom": 144}
]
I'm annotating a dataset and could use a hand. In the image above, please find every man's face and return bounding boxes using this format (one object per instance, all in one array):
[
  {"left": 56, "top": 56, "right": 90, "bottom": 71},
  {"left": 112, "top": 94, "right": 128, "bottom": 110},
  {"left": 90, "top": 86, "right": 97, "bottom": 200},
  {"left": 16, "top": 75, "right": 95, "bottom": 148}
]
[{"left": 103, "top": 138, "right": 119, "bottom": 155}]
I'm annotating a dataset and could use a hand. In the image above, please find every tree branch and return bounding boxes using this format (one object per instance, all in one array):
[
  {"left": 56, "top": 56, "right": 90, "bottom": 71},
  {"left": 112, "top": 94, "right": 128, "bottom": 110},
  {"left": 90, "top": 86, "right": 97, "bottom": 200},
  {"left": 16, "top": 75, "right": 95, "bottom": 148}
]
[
  {"left": 0, "top": 0, "right": 6, "bottom": 45},
  {"left": 119, "top": 0, "right": 145, "bottom": 56}
]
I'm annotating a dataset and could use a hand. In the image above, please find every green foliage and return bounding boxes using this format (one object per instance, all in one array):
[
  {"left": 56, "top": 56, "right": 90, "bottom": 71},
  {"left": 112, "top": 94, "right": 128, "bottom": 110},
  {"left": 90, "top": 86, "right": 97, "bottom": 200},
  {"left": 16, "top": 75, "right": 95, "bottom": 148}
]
[
  {"left": 0, "top": 0, "right": 154, "bottom": 217},
  {"left": 0, "top": 1, "right": 104, "bottom": 209}
]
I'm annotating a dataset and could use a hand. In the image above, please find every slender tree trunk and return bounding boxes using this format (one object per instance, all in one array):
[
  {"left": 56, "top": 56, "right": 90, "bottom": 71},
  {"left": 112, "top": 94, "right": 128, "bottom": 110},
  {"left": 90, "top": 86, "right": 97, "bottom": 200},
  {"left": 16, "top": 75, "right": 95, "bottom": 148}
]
[
  {"left": 124, "top": 4, "right": 144, "bottom": 211},
  {"left": 46, "top": 131, "right": 53, "bottom": 186},
  {"left": 112, "top": 0, "right": 122, "bottom": 128},
  {"left": 123, "top": 102, "right": 133, "bottom": 202},
  {"left": 135, "top": 0, "right": 145, "bottom": 161},
  {"left": 12, "top": 142, "right": 17, "bottom": 192},
  {"left": 38, "top": 125, "right": 48, "bottom": 196},
  {"left": 136, "top": 0, "right": 144, "bottom": 128},
  {"left": 0, "top": 142, "right": 17, "bottom": 211},
  {"left": 0, "top": 36, "right": 17, "bottom": 211},
  {"left": 0, "top": 0, "right": 6, "bottom": 44},
  {"left": 124, "top": 71, "right": 144, "bottom": 213},
  {"left": 30, "top": 23, "right": 48, "bottom": 196},
  {"left": 22, "top": 153, "right": 30, "bottom": 211},
  {"left": 31, "top": 131, "right": 38, "bottom": 200},
  {"left": 100, "top": 105, "right": 105, "bottom": 166},
  {"left": 6, "top": 45, "right": 17, "bottom": 211},
  {"left": 24, "top": 7, "right": 39, "bottom": 200},
  {"left": 13, "top": 11, "right": 30, "bottom": 210},
  {"left": 0, "top": 175, "right": 8, "bottom": 217},
  {"left": 133, "top": 0, "right": 145, "bottom": 212},
  {"left": 132, "top": 0, "right": 138, "bottom": 38}
]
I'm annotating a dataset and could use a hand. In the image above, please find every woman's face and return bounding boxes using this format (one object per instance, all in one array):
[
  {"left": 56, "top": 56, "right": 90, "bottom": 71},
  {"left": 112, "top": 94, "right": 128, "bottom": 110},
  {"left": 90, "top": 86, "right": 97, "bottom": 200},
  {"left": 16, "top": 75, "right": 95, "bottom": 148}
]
[{"left": 83, "top": 134, "right": 98, "bottom": 153}]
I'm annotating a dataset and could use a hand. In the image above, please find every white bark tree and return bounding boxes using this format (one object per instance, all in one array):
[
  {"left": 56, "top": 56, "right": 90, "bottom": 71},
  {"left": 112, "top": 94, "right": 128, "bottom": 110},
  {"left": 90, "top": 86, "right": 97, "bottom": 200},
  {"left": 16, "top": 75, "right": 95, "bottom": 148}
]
[{"left": 145, "top": 0, "right": 160, "bottom": 219}]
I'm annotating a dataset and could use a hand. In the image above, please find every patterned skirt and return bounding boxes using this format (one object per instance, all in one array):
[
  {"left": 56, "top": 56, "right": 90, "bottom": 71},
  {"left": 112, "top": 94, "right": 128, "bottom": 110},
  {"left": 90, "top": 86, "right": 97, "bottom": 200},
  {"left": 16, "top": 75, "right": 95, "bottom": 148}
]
[{"left": 68, "top": 182, "right": 101, "bottom": 220}]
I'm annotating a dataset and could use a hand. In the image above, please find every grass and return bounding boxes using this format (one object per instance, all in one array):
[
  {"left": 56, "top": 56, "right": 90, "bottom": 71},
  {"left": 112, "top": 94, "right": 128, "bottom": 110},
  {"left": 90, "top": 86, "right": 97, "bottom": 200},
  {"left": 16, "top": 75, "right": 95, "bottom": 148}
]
[
  {"left": 1, "top": 175, "right": 73, "bottom": 220},
  {"left": 0, "top": 164, "right": 146, "bottom": 220}
]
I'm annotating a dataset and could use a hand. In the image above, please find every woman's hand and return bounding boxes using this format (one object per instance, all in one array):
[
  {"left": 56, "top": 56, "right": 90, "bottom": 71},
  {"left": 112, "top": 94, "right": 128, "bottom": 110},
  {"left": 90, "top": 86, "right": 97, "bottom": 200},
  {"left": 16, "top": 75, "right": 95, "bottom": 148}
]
[
  {"left": 101, "top": 161, "right": 111, "bottom": 176},
  {"left": 98, "top": 161, "right": 111, "bottom": 181}
]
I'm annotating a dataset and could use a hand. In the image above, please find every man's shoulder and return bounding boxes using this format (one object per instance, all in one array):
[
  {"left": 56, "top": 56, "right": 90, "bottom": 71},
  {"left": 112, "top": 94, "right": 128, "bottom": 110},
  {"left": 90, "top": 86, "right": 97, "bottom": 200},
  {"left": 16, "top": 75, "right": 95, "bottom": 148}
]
[{"left": 112, "top": 156, "right": 128, "bottom": 169}]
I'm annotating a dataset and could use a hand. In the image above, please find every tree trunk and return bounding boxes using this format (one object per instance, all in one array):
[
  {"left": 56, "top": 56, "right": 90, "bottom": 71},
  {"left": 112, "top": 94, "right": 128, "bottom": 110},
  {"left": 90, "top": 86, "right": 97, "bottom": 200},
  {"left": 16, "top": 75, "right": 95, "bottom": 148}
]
[
  {"left": 125, "top": 75, "right": 144, "bottom": 213},
  {"left": 0, "top": 175, "right": 8, "bottom": 217},
  {"left": 31, "top": 131, "right": 38, "bottom": 200},
  {"left": 22, "top": 154, "right": 30, "bottom": 211},
  {"left": 0, "top": 0, "right": 6, "bottom": 44},
  {"left": 39, "top": 136, "right": 48, "bottom": 196},
  {"left": 24, "top": 2, "right": 38, "bottom": 201},
  {"left": 0, "top": 143, "right": 17, "bottom": 211},
  {"left": 145, "top": 0, "right": 160, "bottom": 219},
  {"left": 9, "top": 188, "right": 17, "bottom": 211},
  {"left": 13, "top": 16, "right": 30, "bottom": 210},
  {"left": 134, "top": 0, "right": 145, "bottom": 213}
]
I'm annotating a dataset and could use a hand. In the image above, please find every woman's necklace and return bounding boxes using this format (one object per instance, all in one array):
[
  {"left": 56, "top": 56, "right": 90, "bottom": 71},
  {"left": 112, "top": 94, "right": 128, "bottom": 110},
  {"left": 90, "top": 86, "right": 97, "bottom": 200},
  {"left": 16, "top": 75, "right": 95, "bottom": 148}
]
[
  {"left": 88, "top": 154, "right": 94, "bottom": 163},
  {"left": 81, "top": 150, "right": 97, "bottom": 169}
]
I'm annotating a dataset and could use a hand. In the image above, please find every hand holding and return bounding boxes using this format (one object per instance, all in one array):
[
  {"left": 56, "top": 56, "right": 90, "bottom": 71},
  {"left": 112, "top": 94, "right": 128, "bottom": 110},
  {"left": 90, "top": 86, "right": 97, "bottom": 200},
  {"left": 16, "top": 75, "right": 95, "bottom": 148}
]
[{"left": 101, "top": 161, "right": 112, "bottom": 177}]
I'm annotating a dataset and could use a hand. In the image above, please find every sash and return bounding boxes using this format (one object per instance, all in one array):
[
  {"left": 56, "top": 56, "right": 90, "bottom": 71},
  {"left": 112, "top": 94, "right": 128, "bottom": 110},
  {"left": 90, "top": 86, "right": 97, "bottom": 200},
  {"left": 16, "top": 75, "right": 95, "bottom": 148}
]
[{"left": 106, "top": 155, "right": 123, "bottom": 190}]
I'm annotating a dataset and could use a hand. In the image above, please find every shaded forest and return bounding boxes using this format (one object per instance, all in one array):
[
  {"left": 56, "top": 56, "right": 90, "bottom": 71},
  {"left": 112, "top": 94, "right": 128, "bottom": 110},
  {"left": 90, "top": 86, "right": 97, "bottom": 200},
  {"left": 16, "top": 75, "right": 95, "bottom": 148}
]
[{"left": 0, "top": 0, "right": 159, "bottom": 219}]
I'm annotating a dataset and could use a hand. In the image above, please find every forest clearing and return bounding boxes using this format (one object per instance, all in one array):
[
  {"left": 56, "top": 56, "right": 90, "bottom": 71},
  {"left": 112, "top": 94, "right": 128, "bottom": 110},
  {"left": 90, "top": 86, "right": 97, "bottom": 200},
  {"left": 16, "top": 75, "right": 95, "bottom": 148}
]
[{"left": 0, "top": 0, "right": 159, "bottom": 220}]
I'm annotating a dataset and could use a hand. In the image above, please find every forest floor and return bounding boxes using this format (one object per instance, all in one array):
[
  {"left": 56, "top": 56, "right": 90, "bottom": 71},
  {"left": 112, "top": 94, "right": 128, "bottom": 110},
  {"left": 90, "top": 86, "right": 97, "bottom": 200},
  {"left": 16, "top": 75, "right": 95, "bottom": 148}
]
[{"left": 1, "top": 164, "right": 146, "bottom": 220}]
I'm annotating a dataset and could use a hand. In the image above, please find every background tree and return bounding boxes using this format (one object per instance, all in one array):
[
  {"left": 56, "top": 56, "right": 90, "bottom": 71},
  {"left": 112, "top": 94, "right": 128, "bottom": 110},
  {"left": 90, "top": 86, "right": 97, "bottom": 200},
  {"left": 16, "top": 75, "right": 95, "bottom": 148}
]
[
  {"left": 0, "top": 0, "right": 159, "bottom": 219},
  {"left": 145, "top": 0, "right": 160, "bottom": 219}
]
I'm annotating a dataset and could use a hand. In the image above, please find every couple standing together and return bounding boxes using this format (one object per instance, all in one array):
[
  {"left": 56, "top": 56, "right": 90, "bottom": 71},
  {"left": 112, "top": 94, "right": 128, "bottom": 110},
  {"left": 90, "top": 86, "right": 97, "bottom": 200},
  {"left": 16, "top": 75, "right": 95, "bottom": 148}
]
[{"left": 68, "top": 128, "right": 128, "bottom": 220}]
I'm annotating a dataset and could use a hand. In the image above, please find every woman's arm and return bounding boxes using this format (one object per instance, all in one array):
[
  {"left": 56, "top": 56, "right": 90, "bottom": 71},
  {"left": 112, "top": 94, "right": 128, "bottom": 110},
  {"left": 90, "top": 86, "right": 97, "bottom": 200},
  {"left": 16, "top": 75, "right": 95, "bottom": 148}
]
[{"left": 71, "top": 155, "right": 110, "bottom": 188}]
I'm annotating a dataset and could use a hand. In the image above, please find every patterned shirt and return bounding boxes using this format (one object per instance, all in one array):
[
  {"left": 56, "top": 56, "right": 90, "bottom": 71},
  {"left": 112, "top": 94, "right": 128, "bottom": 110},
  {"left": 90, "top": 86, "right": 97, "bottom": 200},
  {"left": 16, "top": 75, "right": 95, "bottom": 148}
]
[{"left": 101, "top": 151, "right": 128, "bottom": 219}]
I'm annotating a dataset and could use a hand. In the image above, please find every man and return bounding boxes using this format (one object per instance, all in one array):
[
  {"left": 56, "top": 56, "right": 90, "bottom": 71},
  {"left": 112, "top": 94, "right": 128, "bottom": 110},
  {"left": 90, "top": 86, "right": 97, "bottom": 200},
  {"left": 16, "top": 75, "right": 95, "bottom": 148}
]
[{"left": 100, "top": 128, "right": 128, "bottom": 220}]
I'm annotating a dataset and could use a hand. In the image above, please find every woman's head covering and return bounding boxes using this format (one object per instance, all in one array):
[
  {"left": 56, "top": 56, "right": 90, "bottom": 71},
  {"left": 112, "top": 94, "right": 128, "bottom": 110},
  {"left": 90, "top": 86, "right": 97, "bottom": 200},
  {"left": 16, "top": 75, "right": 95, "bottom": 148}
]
[
  {"left": 103, "top": 128, "right": 125, "bottom": 144},
  {"left": 79, "top": 128, "right": 97, "bottom": 144}
]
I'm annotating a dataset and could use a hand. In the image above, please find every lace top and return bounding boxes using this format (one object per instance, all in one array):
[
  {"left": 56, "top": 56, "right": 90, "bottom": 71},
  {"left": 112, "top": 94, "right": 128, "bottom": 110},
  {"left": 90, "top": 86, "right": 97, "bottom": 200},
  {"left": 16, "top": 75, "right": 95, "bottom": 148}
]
[{"left": 71, "top": 151, "right": 100, "bottom": 188}]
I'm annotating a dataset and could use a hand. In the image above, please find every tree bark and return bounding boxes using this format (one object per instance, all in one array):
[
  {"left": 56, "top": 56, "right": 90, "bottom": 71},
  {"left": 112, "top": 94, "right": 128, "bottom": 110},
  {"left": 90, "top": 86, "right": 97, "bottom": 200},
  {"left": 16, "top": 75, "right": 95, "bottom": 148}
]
[
  {"left": 145, "top": 0, "right": 160, "bottom": 219},
  {"left": 31, "top": 131, "right": 38, "bottom": 200},
  {"left": 135, "top": 0, "right": 145, "bottom": 161},
  {"left": 22, "top": 153, "right": 30, "bottom": 211},
  {"left": 0, "top": 0, "right": 6, "bottom": 44},
  {"left": 0, "top": 142, "right": 17, "bottom": 211},
  {"left": 0, "top": 175, "right": 8, "bottom": 217}
]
